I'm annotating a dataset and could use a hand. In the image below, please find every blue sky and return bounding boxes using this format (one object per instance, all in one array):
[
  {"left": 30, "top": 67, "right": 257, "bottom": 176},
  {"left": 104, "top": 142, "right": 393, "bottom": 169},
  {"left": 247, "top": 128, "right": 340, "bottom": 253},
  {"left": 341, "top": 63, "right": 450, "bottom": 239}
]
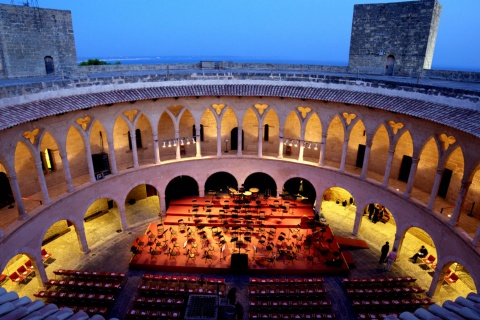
[{"left": 5, "top": 0, "right": 480, "bottom": 71}]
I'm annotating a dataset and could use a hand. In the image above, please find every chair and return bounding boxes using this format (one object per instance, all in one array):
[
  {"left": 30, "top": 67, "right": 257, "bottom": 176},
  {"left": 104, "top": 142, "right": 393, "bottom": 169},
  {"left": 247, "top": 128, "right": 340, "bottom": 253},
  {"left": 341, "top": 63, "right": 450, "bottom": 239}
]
[
  {"left": 202, "top": 250, "right": 213, "bottom": 264},
  {"left": 187, "top": 249, "right": 196, "bottom": 263},
  {"left": 422, "top": 254, "right": 436, "bottom": 267},
  {"left": 25, "top": 260, "right": 35, "bottom": 271},
  {"left": 277, "top": 232, "right": 286, "bottom": 246},
  {"left": 444, "top": 272, "right": 459, "bottom": 286},
  {"left": 9, "top": 272, "right": 24, "bottom": 284},
  {"left": 265, "top": 254, "right": 276, "bottom": 267},
  {"left": 167, "top": 248, "right": 177, "bottom": 261},
  {"left": 41, "top": 248, "right": 52, "bottom": 262},
  {"left": 178, "top": 219, "right": 186, "bottom": 233},
  {"left": 17, "top": 265, "right": 32, "bottom": 278}
]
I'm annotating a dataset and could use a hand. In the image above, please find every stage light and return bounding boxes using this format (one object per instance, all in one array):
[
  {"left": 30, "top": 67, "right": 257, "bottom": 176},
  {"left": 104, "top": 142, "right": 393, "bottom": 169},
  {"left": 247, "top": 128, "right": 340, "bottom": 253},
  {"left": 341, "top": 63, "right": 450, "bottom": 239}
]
[
  {"left": 180, "top": 139, "right": 185, "bottom": 146},
  {"left": 294, "top": 140, "right": 299, "bottom": 147},
  {"left": 173, "top": 139, "right": 177, "bottom": 147},
  {"left": 284, "top": 139, "right": 288, "bottom": 145},
  {"left": 314, "top": 143, "right": 318, "bottom": 150},
  {"left": 186, "top": 138, "right": 191, "bottom": 145},
  {"left": 289, "top": 140, "right": 293, "bottom": 146},
  {"left": 168, "top": 140, "right": 172, "bottom": 147},
  {"left": 162, "top": 141, "right": 166, "bottom": 148},
  {"left": 307, "top": 143, "right": 312, "bottom": 149},
  {"left": 192, "top": 137, "right": 196, "bottom": 143}
]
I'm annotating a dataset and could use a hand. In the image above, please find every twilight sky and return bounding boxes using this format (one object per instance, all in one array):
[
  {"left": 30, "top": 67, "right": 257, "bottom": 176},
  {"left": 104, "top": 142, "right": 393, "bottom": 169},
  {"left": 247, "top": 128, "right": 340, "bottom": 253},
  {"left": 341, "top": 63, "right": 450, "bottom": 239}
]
[{"left": 4, "top": 0, "right": 480, "bottom": 71}]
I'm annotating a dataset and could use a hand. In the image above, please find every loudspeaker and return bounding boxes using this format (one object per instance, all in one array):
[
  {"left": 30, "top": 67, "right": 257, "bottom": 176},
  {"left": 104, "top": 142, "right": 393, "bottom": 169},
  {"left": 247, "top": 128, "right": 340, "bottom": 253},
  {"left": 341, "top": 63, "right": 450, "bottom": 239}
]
[{"left": 230, "top": 253, "right": 248, "bottom": 270}]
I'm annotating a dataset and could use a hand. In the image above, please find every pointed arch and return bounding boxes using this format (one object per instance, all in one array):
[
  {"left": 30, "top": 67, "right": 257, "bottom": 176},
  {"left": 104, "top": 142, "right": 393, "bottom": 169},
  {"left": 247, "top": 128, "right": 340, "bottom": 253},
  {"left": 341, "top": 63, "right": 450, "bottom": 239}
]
[
  {"left": 66, "top": 125, "right": 89, "bottom": 188},
  {"left": 135, "top": 113, "right": 153, "bottom": 165},
  {"left": 345, "top": 119, "right": 366, "bottom": 175},
  {"left": 199, "top": 108, "right": 216, "bottom": 156},
  {"left": 221, "top": 108, "right": 238, "bottom": 151},
  {"left": 113, "top": 115, "right": 134, "bottom": 170},
  {"left": 368, "top": 124, "right": 390, "bottom": 183},
  {"left": 391, "top": 130, "right": 413, "bottom": 191},
  {"left": 325, "top": 115, "right": 344, "bottom": 168},
  {"left": 178, "top": 109, "right": 196, "bottom": 157},
  {"left": 304, "top": 113, "right": 321, "bottom": 162},
  {"left": 242, "top": 108, "right": 258, "bottom": 155},
  {"left": 283, "top": 110, "right": 301, "bottom": 158},
  {"left": 14, "top": 140, "right": 42, "bottom": 204},
  {"left": 158, "top": 111, "right": 176, "bottom": 161},
  {"left": 415, "top": 137, "right": 439, "bottom": 205},
  {"left": 262, "top": 108, "right": 280, "bottom": 157}
]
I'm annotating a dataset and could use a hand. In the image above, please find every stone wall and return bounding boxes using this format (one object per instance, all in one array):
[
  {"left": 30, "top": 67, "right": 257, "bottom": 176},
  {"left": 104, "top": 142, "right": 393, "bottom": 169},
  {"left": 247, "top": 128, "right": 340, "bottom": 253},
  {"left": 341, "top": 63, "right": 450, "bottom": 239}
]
[
  {"left": 0, "top": 4, "right": 77, "bottom": 78},
  {"left": 348, "top": 0, "right": 442, "bottom": 76}
]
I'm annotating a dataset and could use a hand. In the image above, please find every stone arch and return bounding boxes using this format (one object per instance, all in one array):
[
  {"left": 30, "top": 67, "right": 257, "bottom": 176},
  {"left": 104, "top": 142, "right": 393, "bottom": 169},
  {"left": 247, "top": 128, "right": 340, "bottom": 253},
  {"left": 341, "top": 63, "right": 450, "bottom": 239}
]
[
  {"left": 165, "top": 175, "right": 199, "bottom": 209},
  {"left": 325, "top": 115, "right": 345, "bottom": 169},
  {"left": 415, "top": 137, "right": 439, "bottom": 206},
  {"left": 283, "top": 177, "right": 316, "bottom": 205},
  {"left": 435, "top": 258, "right": 478, "bottom": 301},
  {"left": 124, "top": 183, "right": 160, "bottom": 226},
  {"left": 205, "top": 172, "right": 238, "bottom": 194},
  {"left": 283, "top": 110, "right": 301, "bottom": 159},
  {"left": 66, "top": 125, "right": 89, "bottom": 188},
  {"left": 345, "top": 119, "right": 366, "bottom": 175},
  {"left": 222, "top": 108, "right": 239, "bottom": 151},
  {"left": 390, "top": 130, "right": 413, "bottom": 192},
  {"left": 243, "top": 172, "right": 277, "bottom": 199},
  {"left": 262, "top": 108, "right": 280, "bottom": 157},
  {"left": 367, "top": 123, "right": 390, "bottom": 183},
  {"left": 113, "top": 115, "right": 135, "bottom": 170},
  {"left": 242, "top": 108, "right": 259, "bottom": 155},
  {"left": 304, "top": 112, "right": 321, "bottom": 162},
  {"left": 178, "top": 109, "right": 196, "bottom": 158},
  {"left": 14, "top": 140, "right": 43, "bottom": 205},
  {"left": 84, "top": 197, "right": 123, "bottom": 244},
  {"left": 158, "top": 110, "right": 176, "bottom": 160},
  {"left": 199, "top": 108, "right": 217, "bottom": 156},
  {"left": 39, "top": 218, "right": 86, "bottom": 258},
  {"left": 465, "top": 162, "right": 480, "bottom": 225},
  {"left": 397, "top": 226, "right": 437, "bottom": 267},
  {"left": 321, "top": 186, "right": 356, "bottom": 231},
  {"left": 135, "top": 113, "right": 154, "bottom": 165}
]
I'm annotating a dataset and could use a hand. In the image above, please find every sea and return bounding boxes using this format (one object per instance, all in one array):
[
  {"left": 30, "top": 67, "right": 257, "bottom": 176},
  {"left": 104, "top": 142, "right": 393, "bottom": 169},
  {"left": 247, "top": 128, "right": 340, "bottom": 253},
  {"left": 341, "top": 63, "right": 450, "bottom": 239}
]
[{"left": 77, "top": 56, "right": 345, "bottom": 66}]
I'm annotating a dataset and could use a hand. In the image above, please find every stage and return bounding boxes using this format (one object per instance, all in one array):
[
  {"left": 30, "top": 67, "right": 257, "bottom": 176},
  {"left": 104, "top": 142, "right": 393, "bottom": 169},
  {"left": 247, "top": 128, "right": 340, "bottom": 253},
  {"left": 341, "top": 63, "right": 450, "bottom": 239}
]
[{"left": 129, "top": 195, "right": 350, "bottom": 276}]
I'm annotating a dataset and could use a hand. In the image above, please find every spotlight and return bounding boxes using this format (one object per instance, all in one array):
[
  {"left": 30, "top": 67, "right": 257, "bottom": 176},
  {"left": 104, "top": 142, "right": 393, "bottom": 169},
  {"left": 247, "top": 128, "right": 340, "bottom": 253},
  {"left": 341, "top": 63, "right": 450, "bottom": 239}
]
[
  {"left": 294, "top": 140, "right": 299, "bottom": 147},
  {"left": 186, "top": 138, "right": 191, "bottom": 145},
  {"left": 192, "top": 137, "right": 196, "bottom": 144},
  {"left": 314, "top": 143, "right": 318, "bottom": 150},
  {"left": 180, "top": 139, "right": 185, "bottom": 146},
  {"left": 284, "top": 139, "right": 289, "bottom": 145},
  {"left": 289, "top": 140, "right": 293, "bottom": 146},
  {"left": 168, "top": 140, "right": 172, "bottom": 147},
  {"left": 307, "top": 143, "right": 312, "bottom": 149},
  {"left": 162, "top": 141, "right": 166, "bottom": 148},
  {"left": 173, "top": 140, "right": 177, "bottom": 147}
]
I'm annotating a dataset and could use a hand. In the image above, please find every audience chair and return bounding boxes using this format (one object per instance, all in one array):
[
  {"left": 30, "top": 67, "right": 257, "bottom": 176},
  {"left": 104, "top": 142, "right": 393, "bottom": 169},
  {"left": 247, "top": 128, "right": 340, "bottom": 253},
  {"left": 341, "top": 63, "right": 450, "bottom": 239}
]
[
  {"left": 17, "top": 265, "right": 32, "bottom": 278},
  {"left": 422, "top": 254, "right": 436, "bottom": 267},
  {"left": 25, "top": 260, "right": 35, "bottom": 271},
  {"left": 41, "top": 249, "right": 52, "bottom": 262},
  {"left": 9, "top": 272, "right": 24, "bottom": 284},
  {"left": 444, "top": 272, "right": 459, "bottom": 286}
]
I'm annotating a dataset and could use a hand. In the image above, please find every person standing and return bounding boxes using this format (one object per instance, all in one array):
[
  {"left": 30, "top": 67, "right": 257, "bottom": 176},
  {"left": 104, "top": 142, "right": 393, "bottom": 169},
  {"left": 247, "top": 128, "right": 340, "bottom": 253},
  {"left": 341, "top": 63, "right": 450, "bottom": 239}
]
[
  {"left": 379, "top": 241, "right": 389, "bottom": 263},
  {"left": 384, "top": 248, "right": 397, "bottom": 271}
]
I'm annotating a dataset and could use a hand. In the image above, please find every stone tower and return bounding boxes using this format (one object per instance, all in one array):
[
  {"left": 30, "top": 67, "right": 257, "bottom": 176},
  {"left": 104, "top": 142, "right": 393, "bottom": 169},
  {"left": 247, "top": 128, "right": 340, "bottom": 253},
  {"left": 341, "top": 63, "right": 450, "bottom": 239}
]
[
  {"left": 0, "top": 3, "right": 77, "bottom": 78},
  {"left": 348, "top": 0, "right": 442, "bottom": 77}
]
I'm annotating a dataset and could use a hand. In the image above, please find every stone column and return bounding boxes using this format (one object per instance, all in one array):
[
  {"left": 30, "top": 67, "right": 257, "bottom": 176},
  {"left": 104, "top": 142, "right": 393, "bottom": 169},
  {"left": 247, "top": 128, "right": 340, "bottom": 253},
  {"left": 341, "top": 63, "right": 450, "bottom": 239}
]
[
  {"left": 7, "top": 173, "right": 27, "bottom": 220},
  {"left": 449, "top": 180, "right": 471, "bottom": 227},
  {"left": 473, "top": 224, "right": 480, "bottom": 246},
  {"left": 392, "top": 233, "right": 403, "bottom": 254},
  {"left": 60, "top": 152, "right": 74, "bottom": 192},
  {"left": 339, "top": 138, "right": 349, "bottom": 172},
  {"left": 404, "top": 157, "right": 419, "bottom": 198},
  {"left": 107, "top": 134, "right": 118, "bottom": 175},
  {"left": 85, "top": 143, "right": 96, "bottom": 182},
  {"left": 360, "top": 137, "right": 373, "bottom": 179},
  {"left": 315, "top": 196, "right": 322, "bottom": 216},
  {"left": 352, "top": 206, "right": 363, "bottom": 236},
  {"left": 427, "top": 267, "right": 448, "bottom": 298},
  {"left": 319, "top": 133, "right": 327, "bottom": 166},
  {"left": 216, "top": 124, "right": 222, "bottom": 157},
  {"left": 195, "top": 126, "right": 202, "bottom": 158},
  {"left": 160, "top": 195, "right": 167, "bottom": 216},
  {"left": 75, "top": 224, "right": 90, "bottom": 254},
  {"left": 34, "top": 258, "right": 48, "bottom": 290},
  {"left": 130, "top": 130, "right": 139, "bottom": 168},
  {"left": 427, "top": 168, "right": 444, "bottom": 210},
  {"left": 382, "top": 147, "right": 395, "bottom": 187},
  {"left": 34, "top": 158, "right": 51, "bottom": 204},
  {"left": 199, "top": 188, "right": 205, "bottom": 197},
  {"left": 278, "top": 128, "right": 284, "bottom": 159},
  {"left": 153, "top": 132, "right": 160, "bottom": 164},
  {"left": 117, "top": 202, "right": 128, "bottom": 231},
  {"left": 257, "top": 124, "right": 263, "bottom": 157},
  {"left": 298, "top": 130, "right": 305, "bottom": 162},
  {"left": 237, "top": 125, "right": 243, "bottom": 157},
  {"left": 174, "top": 131, "right": 181, "bottom": 160}
]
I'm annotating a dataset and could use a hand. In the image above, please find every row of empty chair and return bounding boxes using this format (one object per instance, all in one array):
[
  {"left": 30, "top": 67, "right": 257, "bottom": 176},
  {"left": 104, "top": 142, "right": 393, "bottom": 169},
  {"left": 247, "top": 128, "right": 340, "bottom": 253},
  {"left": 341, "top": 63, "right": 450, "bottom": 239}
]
[
  {"left": 44, "top": 279, "right": 123, "bottom": 293},
  {"left": 0, "top": 287, "right": 106, "bottom": 320},
  {"left": 53, "top": 269, "right": 126, "bottom": 282},
  {"left": 141, "top": 274, "right": 225, "bottom": 285},
  {"left": 248, "top": 277, "right": 334, "bottom": 318},
  {"left": 249, "top": 312, "right": 335, "bottom": 319},
  {"left": 126, "top": 309, "right": 182, "bottom": 319},
  {"left": 346, "top": 286, "right": 425, "bottom": 299},
  {"left": 342, "top": 276, "right": 417, "bottom": 287},
  {"left": 384, "top": 292, "right": 480, "bottom": 320},
  {"left": 418, "top": 255, "right": 461, "bottom": 287},
  {"left": 138, "top": 283, "right": 225, "bottom": 297}
]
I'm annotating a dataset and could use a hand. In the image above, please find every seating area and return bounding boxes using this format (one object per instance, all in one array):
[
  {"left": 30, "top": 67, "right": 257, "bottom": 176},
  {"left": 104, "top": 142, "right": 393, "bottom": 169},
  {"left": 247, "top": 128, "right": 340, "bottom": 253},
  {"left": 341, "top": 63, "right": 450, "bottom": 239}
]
[
  {"left": 33, "top": 269, "right": 127, "bottom": 318},
  {"left": 127, "top": 274, "right": 227, "bottom": 319},
  {"left": 7, "top": 259, "right": 37, "bottom": 285},
  {"left": 343, "top": 276, "right": 434, "bottom": 319},
  {"left": 0, "top": 287, "right": 106, "bottom": 320},
  {"left": 248, "top": 276, "right": 335, "bottom": 319}
]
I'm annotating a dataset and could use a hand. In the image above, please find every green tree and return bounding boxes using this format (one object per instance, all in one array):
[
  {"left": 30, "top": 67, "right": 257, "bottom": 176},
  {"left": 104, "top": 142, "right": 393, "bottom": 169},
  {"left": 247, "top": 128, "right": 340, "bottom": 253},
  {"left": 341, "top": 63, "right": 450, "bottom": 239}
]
[{"left": 79, "top": 59, "right": 108, "bottom": 66}]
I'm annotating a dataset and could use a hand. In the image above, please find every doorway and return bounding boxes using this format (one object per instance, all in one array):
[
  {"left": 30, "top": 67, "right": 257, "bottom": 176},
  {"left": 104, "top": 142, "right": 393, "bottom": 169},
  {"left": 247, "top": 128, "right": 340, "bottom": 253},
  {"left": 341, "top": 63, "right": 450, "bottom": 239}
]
[{"left": 386, "top": 55, "right": 395, "bottom": 76}]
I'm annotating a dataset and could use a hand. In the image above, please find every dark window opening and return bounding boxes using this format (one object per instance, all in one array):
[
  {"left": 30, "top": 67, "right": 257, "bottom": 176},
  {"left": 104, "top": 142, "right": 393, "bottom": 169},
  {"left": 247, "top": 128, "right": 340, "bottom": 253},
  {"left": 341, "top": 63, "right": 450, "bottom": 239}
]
[
  {"left": 128, "top": 129, "right": 143, "bottom": 150},
  {"left": 193, "top": 124, "right": 204, "bottom": 142},
  {"left": 44, "top": 56, "right": 54, "bottom": 74},
  {"left": 40, "top": 149, "right": 55, "bottom": 173},
  {"left": 264, "top": 124, "right": 269, "bottom": 141}
]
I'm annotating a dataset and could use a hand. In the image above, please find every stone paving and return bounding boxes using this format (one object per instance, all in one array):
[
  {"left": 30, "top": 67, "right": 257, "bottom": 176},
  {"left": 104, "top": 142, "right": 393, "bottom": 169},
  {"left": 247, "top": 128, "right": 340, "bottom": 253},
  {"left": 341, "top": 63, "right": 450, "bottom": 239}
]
[{"left": 1, "top": 197, "right": 476, "bottom": 320}]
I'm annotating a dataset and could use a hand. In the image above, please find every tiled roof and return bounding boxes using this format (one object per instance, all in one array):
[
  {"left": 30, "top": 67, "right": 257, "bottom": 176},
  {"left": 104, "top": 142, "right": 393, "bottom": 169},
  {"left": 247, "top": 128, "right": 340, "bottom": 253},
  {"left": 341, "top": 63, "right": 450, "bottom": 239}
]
[{"left": 1, "top": 84, "right": 480, "bottom": 137}]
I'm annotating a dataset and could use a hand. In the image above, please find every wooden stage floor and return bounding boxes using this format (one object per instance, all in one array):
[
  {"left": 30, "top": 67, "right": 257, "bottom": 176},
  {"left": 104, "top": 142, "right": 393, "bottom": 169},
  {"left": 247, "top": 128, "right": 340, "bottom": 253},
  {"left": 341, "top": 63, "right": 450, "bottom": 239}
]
[{"left": 129, "top": 196, "right": 350, "bottom": 276}]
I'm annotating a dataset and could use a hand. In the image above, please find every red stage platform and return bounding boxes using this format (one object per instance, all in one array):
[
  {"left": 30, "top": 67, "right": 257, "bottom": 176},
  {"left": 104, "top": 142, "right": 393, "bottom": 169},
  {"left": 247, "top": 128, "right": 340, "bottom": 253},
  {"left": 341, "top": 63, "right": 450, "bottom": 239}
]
[{"left": 129, "top": 196, "right": 350, "bottom": 276}]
